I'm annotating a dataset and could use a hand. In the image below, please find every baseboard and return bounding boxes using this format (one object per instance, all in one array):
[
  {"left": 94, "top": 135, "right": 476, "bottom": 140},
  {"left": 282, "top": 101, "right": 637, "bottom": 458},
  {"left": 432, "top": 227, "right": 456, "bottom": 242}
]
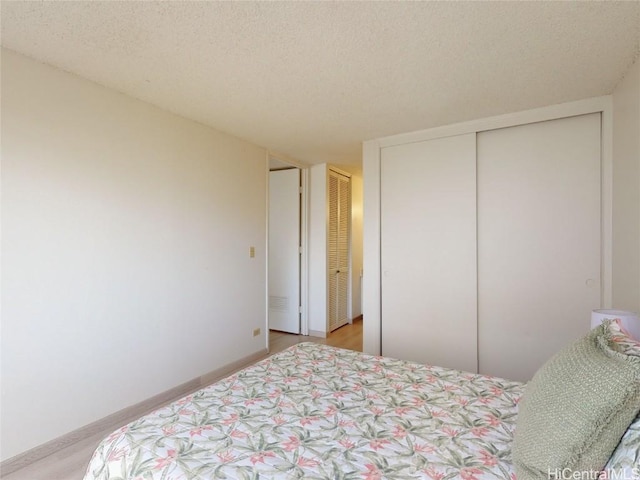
[
  {"left": 198, "top": 349, "right": 268, "bottom": 387},
  {"left": 308, "top": 329, "right": 327, "bottom": 338},
  {"left": 0, "top": 348, "right": 268, "bottom": 476}
]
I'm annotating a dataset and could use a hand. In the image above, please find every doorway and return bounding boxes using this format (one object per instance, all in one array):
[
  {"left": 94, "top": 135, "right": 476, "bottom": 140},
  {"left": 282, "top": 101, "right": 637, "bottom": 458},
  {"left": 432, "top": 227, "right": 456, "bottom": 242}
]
[{"left": 267, "top": 159, "right": 364, "bottom": 353}]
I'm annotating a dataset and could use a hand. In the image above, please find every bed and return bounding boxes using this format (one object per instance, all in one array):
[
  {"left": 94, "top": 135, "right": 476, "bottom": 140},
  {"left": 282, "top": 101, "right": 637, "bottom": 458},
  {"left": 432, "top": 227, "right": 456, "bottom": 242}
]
[
  {"left": 84, "top": 343, "right": 524, "bottom": 479},
  {"left": 85, "top": 336, "right": 640, "bottom": 480}
]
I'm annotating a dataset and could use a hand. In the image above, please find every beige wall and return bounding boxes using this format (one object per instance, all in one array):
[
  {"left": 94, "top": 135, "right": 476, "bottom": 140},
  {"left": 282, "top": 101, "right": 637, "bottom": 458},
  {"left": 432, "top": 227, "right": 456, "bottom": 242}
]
[
  {"left": 612, "top": 58, "right": 640, "bottom": 313},
  {"left": 308, "top": 163, "right": 328, "bottom": 335},
  {"left": 350, "top": 174, "right": 363, "bottom": 319},
  {"left": 1, "top": 50, "right": 268, "bottom": 460}
]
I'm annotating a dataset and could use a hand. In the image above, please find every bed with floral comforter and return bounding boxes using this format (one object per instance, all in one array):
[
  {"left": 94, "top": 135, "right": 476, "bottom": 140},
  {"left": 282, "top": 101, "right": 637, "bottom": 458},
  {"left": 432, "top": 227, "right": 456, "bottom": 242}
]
[{"left": 84, "top": 343, "right": 523, "bottom": 479}]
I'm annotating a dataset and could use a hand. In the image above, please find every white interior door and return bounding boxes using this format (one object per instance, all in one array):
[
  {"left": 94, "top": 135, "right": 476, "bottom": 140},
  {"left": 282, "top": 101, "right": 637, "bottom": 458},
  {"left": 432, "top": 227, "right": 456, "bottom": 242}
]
[
  {"left": 328, "top": 170, "right": 351, "bottom": 332},
  {"left": 477, "top": 113, "right": 602, "bottom": 382},
  {"left": 268, "top": 169, "right": 301, "bottom": 334},
  {"left": 381, "top": 133, "right": 478, "bottom": 372}
]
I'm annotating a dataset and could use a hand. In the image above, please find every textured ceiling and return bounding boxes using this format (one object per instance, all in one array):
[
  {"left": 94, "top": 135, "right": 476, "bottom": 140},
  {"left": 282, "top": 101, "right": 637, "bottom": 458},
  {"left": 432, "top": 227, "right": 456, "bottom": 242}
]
[{"left": 2, "top": 1, "right": 639, "bottom": 167}]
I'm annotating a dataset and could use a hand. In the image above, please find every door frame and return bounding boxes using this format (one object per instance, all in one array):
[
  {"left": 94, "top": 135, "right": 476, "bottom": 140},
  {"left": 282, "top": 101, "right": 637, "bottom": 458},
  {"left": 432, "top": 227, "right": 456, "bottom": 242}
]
[
  {"left": 266, "top": 153, "right": 310, "bottom": 351},
  {"left": 362, "top": 95, "right": 613, "bottom": 356}
]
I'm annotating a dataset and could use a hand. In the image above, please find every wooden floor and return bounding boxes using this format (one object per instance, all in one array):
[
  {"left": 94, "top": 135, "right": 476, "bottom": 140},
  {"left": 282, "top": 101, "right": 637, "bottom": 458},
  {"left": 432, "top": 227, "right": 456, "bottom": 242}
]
[
  {"left": 269, "top": 316, "right": 363, "bottom": 354},
  {"left": 1, "top": 319, "right": 362, "bottom": 480}
]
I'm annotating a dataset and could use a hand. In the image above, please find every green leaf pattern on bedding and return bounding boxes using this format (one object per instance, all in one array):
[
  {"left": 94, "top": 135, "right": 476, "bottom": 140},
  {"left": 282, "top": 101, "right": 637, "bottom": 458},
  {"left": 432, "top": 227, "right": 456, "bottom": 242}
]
[
  {"left": 84, "top": 343, "right": 524, "bottom": 479},
  {"left": 604, "top": 414, "right": 640, "bottom": 479}
]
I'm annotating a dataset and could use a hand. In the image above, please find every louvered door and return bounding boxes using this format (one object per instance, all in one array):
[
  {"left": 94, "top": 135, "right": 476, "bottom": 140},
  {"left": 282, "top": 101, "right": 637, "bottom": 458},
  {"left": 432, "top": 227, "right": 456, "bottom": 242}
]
[{"left": 328, "top": 169, "right": 351, "bottom": 332}]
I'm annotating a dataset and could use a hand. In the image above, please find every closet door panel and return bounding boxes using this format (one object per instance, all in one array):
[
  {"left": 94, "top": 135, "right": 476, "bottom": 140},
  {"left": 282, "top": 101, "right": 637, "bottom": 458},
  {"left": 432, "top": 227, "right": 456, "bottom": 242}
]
[
  {"left": 381, "top": 133, "right": 477, "bottom": 372},
  {"left": 328, "top": 170, "right": 351, "bottom": 332},
  {"left": 477, "top": 113, "right": 601, "bottom": 382}
]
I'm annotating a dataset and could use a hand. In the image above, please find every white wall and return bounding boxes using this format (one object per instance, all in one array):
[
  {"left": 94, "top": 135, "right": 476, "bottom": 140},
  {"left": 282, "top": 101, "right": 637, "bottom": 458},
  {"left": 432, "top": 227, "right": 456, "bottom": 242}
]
[
  {"left": 308, "top": 163, "right": 327, "bottom": 335},
  {"left": 350, "top": 174, "right": 363, "bottom": 319},
  {"left": 612, "top": 58, "right": 640, "bottom": 313},
  {"left": 0, "top": 50, "right": 268, "bottom": 460}
]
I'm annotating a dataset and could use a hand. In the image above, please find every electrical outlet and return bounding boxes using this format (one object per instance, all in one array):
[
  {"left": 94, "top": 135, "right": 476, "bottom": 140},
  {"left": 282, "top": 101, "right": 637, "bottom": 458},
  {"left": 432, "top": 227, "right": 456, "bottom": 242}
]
[
  {"left": 252, "top": 327, "right": 261, "bottom": 337},
  {"left": 250, "top": 246, "right": 255, "bottom": 258}
]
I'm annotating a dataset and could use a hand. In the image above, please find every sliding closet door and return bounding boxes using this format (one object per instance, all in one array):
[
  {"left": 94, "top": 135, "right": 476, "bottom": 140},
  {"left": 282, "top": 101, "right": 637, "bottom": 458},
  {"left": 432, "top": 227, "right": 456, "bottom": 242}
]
[
  {"left": 477, "top": 113, "right": 601, "bottom": 382},
  {"left": 381, "top": 133, "right": 477, "bottom": 372}
]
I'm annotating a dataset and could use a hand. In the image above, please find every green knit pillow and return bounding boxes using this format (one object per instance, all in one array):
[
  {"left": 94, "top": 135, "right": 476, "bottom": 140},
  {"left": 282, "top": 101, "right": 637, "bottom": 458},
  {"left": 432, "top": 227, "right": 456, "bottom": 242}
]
[{"left": 513, "top": 322, "right": 640, "bottom": 479}]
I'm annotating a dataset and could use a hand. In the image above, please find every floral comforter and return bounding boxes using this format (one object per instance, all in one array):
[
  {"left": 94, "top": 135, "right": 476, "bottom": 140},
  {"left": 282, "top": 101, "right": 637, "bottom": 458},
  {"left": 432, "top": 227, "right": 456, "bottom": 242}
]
[{"left": 84, "top": 343, "right": 523, "bottom": 479}]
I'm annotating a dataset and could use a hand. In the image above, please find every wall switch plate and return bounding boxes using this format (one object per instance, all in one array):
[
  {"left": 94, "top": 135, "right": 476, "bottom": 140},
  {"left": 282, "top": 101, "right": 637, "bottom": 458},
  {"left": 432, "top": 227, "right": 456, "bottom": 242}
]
[
  {"left": 250, "top": 246, "right": 255, "bottom": 258},
  {"left": 253, "top": 328, "right": 261, "bottom": 337}
]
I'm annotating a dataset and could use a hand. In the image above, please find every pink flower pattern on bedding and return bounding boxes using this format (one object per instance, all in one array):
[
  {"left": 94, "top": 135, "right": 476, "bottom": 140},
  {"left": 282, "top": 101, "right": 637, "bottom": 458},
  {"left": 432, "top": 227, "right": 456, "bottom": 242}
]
[
  {"left": 84, "top": 343, "right": 523, "bottom": 479},
  {"left": 608, "top": 319, "right": 640, "bottom": 355}
]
